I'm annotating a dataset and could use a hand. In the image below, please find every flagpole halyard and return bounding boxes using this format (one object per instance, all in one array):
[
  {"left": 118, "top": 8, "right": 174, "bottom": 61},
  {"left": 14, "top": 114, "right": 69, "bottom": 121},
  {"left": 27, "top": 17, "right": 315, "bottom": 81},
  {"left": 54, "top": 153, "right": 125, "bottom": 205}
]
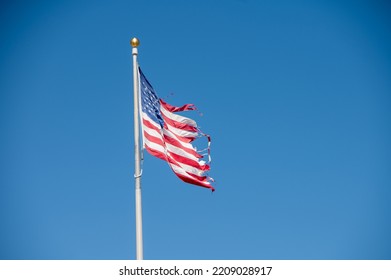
[{"left": 131, "top": 37, "right": 143, "bottom": 260}]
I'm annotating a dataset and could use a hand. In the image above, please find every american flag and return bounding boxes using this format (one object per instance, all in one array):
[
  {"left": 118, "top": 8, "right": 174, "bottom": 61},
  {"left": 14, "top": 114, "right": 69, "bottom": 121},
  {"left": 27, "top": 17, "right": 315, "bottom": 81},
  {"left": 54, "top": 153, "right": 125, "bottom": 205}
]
[{"left": 138, "top": 67, "right": 214, "bottom": 191}]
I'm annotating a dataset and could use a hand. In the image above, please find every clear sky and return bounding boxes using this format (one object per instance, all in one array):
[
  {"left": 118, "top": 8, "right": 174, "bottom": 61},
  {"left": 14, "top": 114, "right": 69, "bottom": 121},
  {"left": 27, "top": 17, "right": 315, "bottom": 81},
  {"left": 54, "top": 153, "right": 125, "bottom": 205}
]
[{"left": 1, "top": 0, "right": 390, "bottom": 260}]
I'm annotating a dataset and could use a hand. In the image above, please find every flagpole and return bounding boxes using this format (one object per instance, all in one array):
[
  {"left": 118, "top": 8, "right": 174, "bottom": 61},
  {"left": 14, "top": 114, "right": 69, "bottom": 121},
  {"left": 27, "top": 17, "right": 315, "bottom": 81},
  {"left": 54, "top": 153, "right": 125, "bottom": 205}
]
[{"left": 131, "top": 37, "right": 143, "bottom": 260}]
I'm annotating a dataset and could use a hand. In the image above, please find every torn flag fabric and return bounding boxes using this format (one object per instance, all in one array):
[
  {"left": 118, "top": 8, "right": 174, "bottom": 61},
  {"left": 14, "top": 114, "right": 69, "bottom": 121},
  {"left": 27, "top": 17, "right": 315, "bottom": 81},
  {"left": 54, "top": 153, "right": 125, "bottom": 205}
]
[{"left": 138, "top": 67, "right": 214, "bottom": 191}]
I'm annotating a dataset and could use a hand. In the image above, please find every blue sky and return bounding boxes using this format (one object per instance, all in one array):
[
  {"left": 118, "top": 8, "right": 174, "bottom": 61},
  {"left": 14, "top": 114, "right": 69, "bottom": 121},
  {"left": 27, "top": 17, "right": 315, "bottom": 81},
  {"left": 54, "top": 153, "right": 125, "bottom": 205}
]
[{"left": 1, "top": 0, "right": 390, "bottom": 260}]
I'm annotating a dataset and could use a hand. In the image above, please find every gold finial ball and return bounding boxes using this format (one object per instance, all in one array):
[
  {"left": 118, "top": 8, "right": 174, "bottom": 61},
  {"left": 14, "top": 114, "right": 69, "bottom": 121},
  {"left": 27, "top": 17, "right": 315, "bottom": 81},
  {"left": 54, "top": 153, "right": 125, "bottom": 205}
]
[{"left": 130, "top": 37, "right": 140, "bottom": 47}]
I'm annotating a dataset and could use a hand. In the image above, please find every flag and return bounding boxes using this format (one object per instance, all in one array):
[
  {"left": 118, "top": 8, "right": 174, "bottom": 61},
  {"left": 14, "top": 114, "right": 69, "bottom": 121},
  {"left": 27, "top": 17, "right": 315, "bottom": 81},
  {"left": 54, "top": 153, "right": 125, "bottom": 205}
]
[{"left": 138, "top": 67, "right": 214, "bottom": 191}]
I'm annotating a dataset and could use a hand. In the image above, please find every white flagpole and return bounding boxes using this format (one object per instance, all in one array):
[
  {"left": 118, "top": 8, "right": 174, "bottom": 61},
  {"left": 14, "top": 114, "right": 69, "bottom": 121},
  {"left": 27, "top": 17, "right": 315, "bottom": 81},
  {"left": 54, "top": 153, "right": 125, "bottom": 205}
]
[{"left": 130, "top": 37, "right": 143, "bottom": 260}]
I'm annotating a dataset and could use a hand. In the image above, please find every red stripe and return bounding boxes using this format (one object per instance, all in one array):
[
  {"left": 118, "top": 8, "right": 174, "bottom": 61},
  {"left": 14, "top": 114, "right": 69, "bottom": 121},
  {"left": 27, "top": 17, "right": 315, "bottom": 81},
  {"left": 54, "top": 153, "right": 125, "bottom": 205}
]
[
  {"left": 160, "top": 99, "right": 196, "bottom": 112},
  {"left": 175, "top": 173, "right": 215, "bottom": 191}
]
